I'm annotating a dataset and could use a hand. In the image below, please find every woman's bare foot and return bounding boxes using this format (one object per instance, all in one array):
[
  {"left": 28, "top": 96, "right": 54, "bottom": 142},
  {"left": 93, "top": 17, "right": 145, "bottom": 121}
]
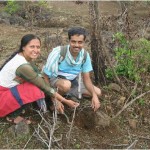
[{"left": 6, "top": 116, "right": 31, "bottom": 125}]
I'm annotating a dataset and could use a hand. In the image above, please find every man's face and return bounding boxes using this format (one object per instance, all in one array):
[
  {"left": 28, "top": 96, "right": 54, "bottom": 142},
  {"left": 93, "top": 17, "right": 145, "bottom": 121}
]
[{"left": 69, "top": 34, "right": 85, "bottom": 55}]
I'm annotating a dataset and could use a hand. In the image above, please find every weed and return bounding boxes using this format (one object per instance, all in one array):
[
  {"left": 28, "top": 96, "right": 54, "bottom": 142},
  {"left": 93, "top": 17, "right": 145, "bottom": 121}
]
[
  {"left": 38, "top": 0, "right": 48, "bottom": 8},
  {"left": 106, "top": 32, "right": 150, "bottom": 83},
  {"left": 74, "top": 143, "right": 81, "bottom": 149},
  {"left": 4, "top": 0, "right": 20, "bottom": 15},
  {"left": 138, "top": 98, "right": 145, "bottom": 106}
]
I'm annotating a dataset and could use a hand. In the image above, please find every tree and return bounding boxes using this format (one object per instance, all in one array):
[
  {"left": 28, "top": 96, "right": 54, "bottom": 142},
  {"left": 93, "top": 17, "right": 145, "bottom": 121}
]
[{"left": 89, "top": 1, "right": 106, "bottom": 86}]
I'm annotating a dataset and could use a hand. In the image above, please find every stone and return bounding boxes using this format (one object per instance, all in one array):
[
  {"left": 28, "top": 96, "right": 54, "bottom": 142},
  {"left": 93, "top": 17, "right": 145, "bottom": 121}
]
[
  {"left": 95, "top": 110, "right": 110, "bottom": 127},
  {"left": 128, "top": 119, "right": 137, "bottom": 129},
  {"left": 108, "top": 83, "right": 121, "bottom": 92},
  {"left": 117, "top": 96, "right": 126, "bottom": 106},
  {"left": 8, "top": 121, "right": 30, "bottom": 137}
]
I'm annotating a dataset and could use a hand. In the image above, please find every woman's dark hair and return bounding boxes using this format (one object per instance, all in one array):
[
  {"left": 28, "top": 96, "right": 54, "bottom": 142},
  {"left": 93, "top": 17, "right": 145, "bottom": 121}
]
[
  {"left": 0, "top": 34, "right": 41, "bottom": 71},
  {"left": 68, "top": 26, "right": 88, "bottom": 41}
]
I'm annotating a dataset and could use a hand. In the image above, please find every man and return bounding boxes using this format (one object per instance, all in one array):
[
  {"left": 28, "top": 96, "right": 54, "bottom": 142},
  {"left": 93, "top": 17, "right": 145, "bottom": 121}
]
[{"left": 43, "top": 27, "right": 101, "bottom": 112}]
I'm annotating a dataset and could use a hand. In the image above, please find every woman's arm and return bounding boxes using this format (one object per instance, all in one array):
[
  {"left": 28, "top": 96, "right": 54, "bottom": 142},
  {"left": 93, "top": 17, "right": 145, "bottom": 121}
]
[{"left": 16, "top": 64, "right": 79, "bottom": 108}]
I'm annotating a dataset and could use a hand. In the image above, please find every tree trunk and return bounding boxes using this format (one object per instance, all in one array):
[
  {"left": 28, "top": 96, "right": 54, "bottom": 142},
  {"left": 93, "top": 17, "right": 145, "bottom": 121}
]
[{"left": 89, "top": 1, "right": 106, "bottom": 86}]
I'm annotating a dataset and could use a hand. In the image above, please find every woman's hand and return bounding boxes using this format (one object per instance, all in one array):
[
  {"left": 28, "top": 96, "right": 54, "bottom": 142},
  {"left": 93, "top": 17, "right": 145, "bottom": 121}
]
[{"left": 54, "top": 100, "right": 64, "bottom": 114}]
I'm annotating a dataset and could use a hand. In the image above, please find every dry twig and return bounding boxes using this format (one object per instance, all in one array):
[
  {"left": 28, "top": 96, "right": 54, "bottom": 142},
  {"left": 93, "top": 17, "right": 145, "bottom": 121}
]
[
  {"left": 126, "top": 139, "right": 138, "bottom": 149},
  {"left": 23, "top": 119, "right": 43, "bottom": 149},
  {"left": 66, "top": 106, "right": 77, "bottom": 146},
  {"left": 107, "top": 143, "right": 128, "bottom": 147},
  {"left": 125, "top": 83, "right": 138, "bottom": 104},
  {"left": 63, "top": 113, "right": 71, "bottom": 124},
  {"left": 113, "top": 90, "right": 150, "bottom": 118},
  {"left": 131, "top": 134, "right": 150, "bottom": 140}
]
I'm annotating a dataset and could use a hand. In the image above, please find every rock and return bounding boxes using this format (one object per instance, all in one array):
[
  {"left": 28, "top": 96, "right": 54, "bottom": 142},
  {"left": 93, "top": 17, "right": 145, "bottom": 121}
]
[
  {"left": 44, "top": 34, "right": 62, "bottom": 50},
  {"left": 143, "top": 117, "right": 150, "bottom": 125},
  {"left": 117, "top": 96, "right": 126, "bottom": 106},
  {"left": 128, "top": 119, "right": 137, "bottom": 129},
  {"left": 106, "top": 105, "right": 112, "bottom": 114},
  {"left": 37, "top": 15, "right": 69, "bottom": 28},
  {"left": 123, "top": 139, "right": 128, "bottom": 144},
  {"left": 108, "top": 83, "right": 121, "bottom": 92},
  {"left": 75, "top": 106, "right": 111, "bottom": 130},
  {"left": 9, "top": 15, "right": 25, "bottom": 26},
  {"left": 0, "top": 1, "right": 7, "bottom": 5},
  {"left": 8, "top": 121, "right": 30, "bottom": 137},
  {"left": 0, "top": 18, "right": 10, "bottom": 25},
  {"left": 95, "top": 110, "right": 110, "bottom": 127},
  {"left": 0, "top": 11, "right": 11, "bottom": 19}
]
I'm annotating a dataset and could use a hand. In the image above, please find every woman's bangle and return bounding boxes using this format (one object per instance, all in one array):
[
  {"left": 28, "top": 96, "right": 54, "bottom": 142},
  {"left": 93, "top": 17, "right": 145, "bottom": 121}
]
[
  {"left": 50, "top": 88, "right": 56, "bottom": 96},
  {"left": 60, "top": 98, "right": 65, "bottom": 103}
]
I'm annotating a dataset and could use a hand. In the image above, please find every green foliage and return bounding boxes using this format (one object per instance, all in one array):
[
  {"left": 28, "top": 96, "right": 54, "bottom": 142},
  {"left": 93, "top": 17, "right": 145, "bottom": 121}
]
[
  {"left": 38, "top": 0, "right": 48, "bottom": 8},
  {"left": 74, "top": 143, "right": 81, "bottom": 149},
  {"left": 4, "top": 0, "right": 20, "bottom": 15},
  {"left": 106, "top": 32, "right": 150, "bottom": 82},
  {"left": 144, "top": 0, "right": 150, "bottom": 5},
  {"left": 138, "top": 98, "right": 145, "bottom": 106},
  {"left": 29, "top": 0, "right": 48, "bottom": 11}
]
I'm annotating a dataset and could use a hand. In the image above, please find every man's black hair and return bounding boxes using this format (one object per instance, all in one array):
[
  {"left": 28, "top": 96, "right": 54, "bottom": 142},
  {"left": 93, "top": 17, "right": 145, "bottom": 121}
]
[{"left": 68, "top": 27, "right": 88, "bottom": 40}]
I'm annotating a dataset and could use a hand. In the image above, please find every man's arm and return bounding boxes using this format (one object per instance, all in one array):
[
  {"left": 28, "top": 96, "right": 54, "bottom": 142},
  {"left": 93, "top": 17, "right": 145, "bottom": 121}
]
[{"left": 82, "top": 72, "right": 100, "bottom": 111}]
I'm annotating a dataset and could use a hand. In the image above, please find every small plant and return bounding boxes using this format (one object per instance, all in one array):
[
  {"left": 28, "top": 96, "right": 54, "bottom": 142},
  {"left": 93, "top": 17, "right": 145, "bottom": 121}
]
[
  {"left": 138, "top": 98, "right": 145, "bottom": 106},
  {"left": 74, "top": 143, "right": 81, "bottom": 149},
  {"left": 37, "top": 0, "right": 48, "bottom": 13},
  {"left": 38, "top": 0, "right": 48, "bottom": 8},
  {"left": 106, "top": 32, "right": 150, "bottom": 83},
  {"left": 4, "top": 0, "right": 20, "bottom": 15},
  {"left": 144, "top": 0, "right": 150, "bottom": 5}
]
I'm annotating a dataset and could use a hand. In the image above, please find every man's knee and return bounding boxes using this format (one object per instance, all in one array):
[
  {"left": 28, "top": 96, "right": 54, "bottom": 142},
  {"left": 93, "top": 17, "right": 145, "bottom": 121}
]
[
  {"left": 97, "top": 88, "right": 102, "bottom": 97},
  {"left": 56, "top": 79, "right": 71, "bottom": 93},
  {"left": 91, "top": 86, "right": 102, "bottom": 98}
]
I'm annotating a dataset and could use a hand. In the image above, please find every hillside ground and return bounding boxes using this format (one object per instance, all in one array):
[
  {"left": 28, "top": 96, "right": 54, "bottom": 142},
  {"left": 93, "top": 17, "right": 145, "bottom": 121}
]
[{"left": 0, "top": 1, "right": 150, "bottom": 149}]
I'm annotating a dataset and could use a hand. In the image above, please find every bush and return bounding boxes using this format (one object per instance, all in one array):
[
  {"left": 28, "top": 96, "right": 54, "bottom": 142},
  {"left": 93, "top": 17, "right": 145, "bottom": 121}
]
[
  {"left": 106, "top": 32, "right": 150, "bottom": 83},
  {"left": 4, "top": 0, "right": 20, "bottom": 15}
]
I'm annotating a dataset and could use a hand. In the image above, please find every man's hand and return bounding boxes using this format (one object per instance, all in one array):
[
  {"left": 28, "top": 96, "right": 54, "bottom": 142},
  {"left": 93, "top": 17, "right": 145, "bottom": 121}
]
[
  {"left": 65, "top": 100, "right": 80, "bottom": 108},
  {"left": 54, "top": 93, "right": 79, "bottom": 110},
  {"left": 91, "top": 96, "right": 100, "bottom": 112}
]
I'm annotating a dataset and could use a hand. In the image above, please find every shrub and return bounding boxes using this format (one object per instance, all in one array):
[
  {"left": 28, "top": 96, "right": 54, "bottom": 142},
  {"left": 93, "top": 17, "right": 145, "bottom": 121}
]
[
  {"left": 4, "top": 0, "right": 20, "bottom": 15},
  {"left": 106, "top": 32, "right": 150, "bottom": 83}
]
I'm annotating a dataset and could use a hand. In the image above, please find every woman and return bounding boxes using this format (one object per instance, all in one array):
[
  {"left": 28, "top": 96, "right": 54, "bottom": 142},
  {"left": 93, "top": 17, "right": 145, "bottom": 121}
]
[{"left": 0, "top": 34, "right": 79, "bottom": 123}]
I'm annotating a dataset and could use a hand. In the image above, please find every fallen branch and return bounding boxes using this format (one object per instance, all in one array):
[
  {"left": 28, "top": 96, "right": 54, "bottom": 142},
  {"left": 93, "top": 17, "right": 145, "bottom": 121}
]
[
  {"left": 63, "top": 113, "right": 71, "bottom": 124},
  {"left": 48, "top": 92, "right": 58, "bottom": 149},
  {"left": 125, "top": 83, "right": 137, "bottom": 104},
  {"left": 23, "top": 119, "right": 43, "bottom": 149},
  {"left": 131, "top": 134, "right": 150, "bottom": 140},
  {"left": 23, "top": 112, "right": 46, "bottom": 149},
  {"left": 126, "top": 139, "right": 138, "bottom": 149},
  {"left": 66, "top": 106, "right": 77, "bottom": 146},
  {"left": 23, "top": 131, "right": 35, "bottom": 149},
  {"left": 113, "top": 90, "right": 150, "bottom": 119},
  {"left": 106, "top": 143, "right": 128, "bottom": 147}
]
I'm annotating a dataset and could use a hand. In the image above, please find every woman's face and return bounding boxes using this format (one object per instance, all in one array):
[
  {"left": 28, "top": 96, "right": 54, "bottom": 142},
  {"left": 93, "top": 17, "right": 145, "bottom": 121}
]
[{"left": 23, "top": 39, "right": 41, "bottom": 61}]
